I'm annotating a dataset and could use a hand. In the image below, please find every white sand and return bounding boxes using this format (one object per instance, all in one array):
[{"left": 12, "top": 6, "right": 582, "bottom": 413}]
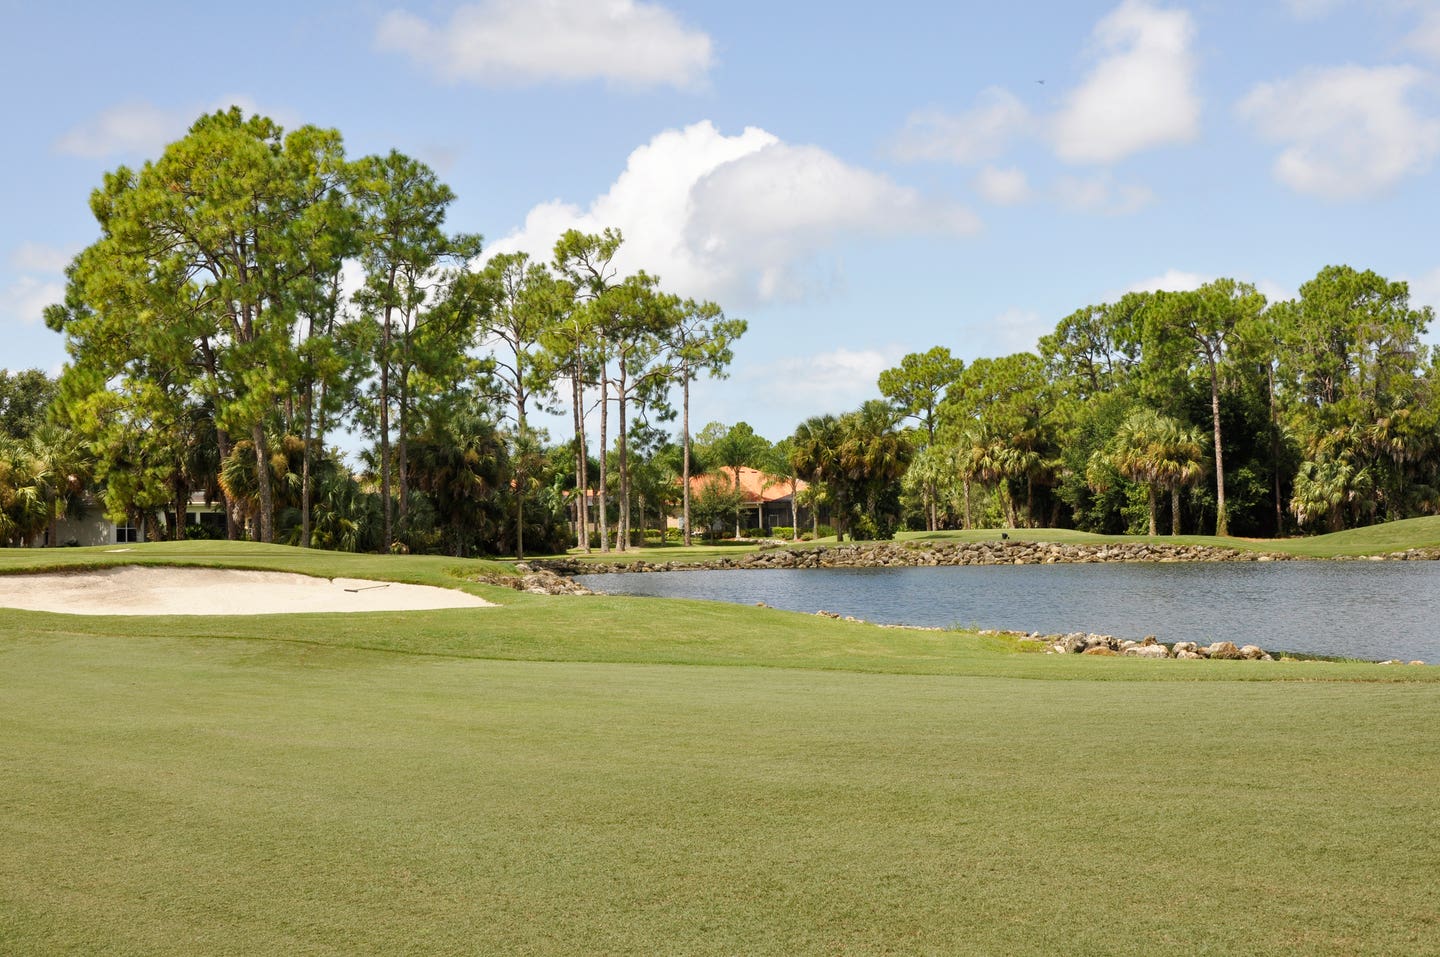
[{"left": 0, "top": 565, "right": 495, "bottom": 616}]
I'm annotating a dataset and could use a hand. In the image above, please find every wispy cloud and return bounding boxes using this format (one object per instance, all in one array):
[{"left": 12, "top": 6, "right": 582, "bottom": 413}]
[
  {"left": 1237, "top": 64, "right": 1440, "bottom": 199},
  {"left": 376, "top": 0, "right": 713, "bottom": 89},
  {"left": 53, "top": 95, "right": 291, "bottom": 159}
]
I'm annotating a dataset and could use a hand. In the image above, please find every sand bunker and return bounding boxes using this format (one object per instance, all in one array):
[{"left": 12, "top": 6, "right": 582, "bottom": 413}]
[{"left": 0, "top": 565, "right": 495, "bottom": 616}]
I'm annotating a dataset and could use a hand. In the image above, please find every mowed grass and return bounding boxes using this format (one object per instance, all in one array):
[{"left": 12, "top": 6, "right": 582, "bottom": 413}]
[
  {"left": 552, "top": 514, "right": 1440, "bottom": 565},
  {"left": 3, "top": 543, "right": 1440, "bottom": 954},
  {"left": 899, "top": 514, "right": 1440, "bottom": 558}
]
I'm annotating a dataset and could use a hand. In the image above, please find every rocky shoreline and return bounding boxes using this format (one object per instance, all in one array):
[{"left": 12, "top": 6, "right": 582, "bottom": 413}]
[
  {"left": 532, "top": 538, "right": 1440, "bottom": 577},
  {"left": 512, "top": 540, "right": 1435, "bottom": 665}
]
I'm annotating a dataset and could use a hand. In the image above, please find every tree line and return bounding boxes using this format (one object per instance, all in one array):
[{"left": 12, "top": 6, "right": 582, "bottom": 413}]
[
  {"left": 11, "top": 108, "right": 745, "bottom": 555},
  {"left": 668, "top": 268, "right": 1437, "bottom": 544},
  {"left": 7, "top": 111, "right": 1435, "bottom": 551},
  {"left": 857, "top": 269, "right": 1438, "bottom": 538}
]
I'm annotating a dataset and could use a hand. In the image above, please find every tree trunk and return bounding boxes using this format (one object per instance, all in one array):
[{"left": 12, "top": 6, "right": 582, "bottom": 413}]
[
  {"left": 515, "top": 407, "right": 526, "bottom": 560},
  {"left": 617, "top": 373, "right": 629, "bottom": 552},
  {"left": 1171, "top": 484, "right": 1182, "bottom": 536},
  {"left": 733, "top": 465, "right": 742, "bottom": 538},
  {"left": 682, "top": 374, "right": 693, "bottom": 547},
  {"left": 173, "top": 479, "right": 189, "bottom": 541},
  {"left": 1208, "top": 356, "right": 1228, "bottom": 536},
  {"left": 597, "top": 365, "right": 610, "bottom": 553},
  {"left": 217, "top": 428, "right": 238, "bottom": 541},
  {"left": 251, "top": 423, "right": 274, "bottom": 543},
  {"left": 398, "top": 363, "right": 409, "bottom": 531},
  {"left": 572, "top": 363, "right": 589, "bottom": 553},
  {"left": 963, "top": 478, "right": 972, "bottom": 530},
  {"left": 1268, "top": 361, "right": 1282, "bottom": 536},
  {"left": 301, "top": 377, "right": 313, "bottom": 549},
  {"left": 1146, "top": 485, "right": 1158, "bottom": 536},
  {"left": 380, "top": 296, "right": 394, "bottom": 549},
  {"left": 790, "top": 477, "right": 798, "bottom": 540}
]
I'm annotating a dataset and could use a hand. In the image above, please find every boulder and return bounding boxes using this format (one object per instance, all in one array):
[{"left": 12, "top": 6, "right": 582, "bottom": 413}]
[
  {"left": 1239, "top": 644, "right": 1266, "bottom": 660},
  {"left": 1124, "top": 644, "right": 1170, "bottom": 659},
  {"left": 1175, "top": 650, "right": 1205, "bottom": 660},
  {"left": 1082, "top": 646, "right": 1118, "bottom": 656},
  {"left": 1172, "top": 641, "right": 1199, "bottom": 656},
  {"left": 1206, "top": 641, "right": 1244, "bottom": 660}
]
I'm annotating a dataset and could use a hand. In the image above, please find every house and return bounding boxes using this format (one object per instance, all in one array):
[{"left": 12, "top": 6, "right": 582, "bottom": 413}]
[
  {"left": 680, "top": 466, "right": 817, "bottom": 536},
  {"left": 36, "top": 491, "right": 228, "bottom": 547}
]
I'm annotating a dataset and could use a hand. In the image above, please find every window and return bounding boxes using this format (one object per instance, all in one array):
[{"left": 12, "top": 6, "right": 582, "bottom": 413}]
[{"left": 114, "top": 521, "right": 139, "bottom": 544}]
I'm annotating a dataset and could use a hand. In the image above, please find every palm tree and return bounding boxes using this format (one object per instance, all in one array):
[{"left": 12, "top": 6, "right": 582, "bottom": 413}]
[
  {"left": 0, "top": 437, "right": 51, "bottom": 546},
  {"left": 1291, "top": 458, "right": 1374, "bottom": 532},
  {"left": 791, "top": 414, "right": 843, "bottom": 537},
  {"left": 1107, "top": 409, "right": 1171, "bottom": 536},
  {"left": 837, "top": 401, "right": 912, "bottom": 539},
  {"left": 1101, "top": 410, "right": 1207, "bottom": 536},
  {"left": 1150, "top": 418, "right": 1208, "bottom": 535}
]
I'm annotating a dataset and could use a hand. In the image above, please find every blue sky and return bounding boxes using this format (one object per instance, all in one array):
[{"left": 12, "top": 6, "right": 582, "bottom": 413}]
[{"left": 4, "top": 0, "right": 1440, "bottom": 444}]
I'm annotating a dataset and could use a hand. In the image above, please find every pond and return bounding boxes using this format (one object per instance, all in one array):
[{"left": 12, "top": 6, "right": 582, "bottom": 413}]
[{"left": 575, "top": 561, "right": 1438, "bottom": 662}]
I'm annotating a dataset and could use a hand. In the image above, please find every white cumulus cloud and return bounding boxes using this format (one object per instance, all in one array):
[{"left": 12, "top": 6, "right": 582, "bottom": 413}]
[
  {"left": 1124, "top": 269, "right": 1211, "bottom": 294},
  {"left": 1051, "top": 0, "right": 1201, "bottom": 163},
  {"left": 53, "top": 95, "right": 290, "bottom": 159},
  {"left": 893, "top": 88, "right": 1033, "bottom": 164},
  {"left": 376, "top": 0, "right": 713, "bottom": 89},
  {"left": 1237, "top": 64, "right": 1440, "bottom": 199},
  {"left": 973, "top": 166, "right": 1032, "bottom": 205},
  {"left": 489, "top": 121, "right": 979, "bottom": 304}
]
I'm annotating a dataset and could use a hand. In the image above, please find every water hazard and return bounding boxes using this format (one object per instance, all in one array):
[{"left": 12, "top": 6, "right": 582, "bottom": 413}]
[{"left": 576, "top": 561, "right": 1439, "bottom": 662}]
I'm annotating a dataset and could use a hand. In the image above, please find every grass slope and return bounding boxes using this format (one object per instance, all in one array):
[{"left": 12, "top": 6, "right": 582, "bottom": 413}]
[
  {"left": 2, "top": 542, "right": 1439, "bottom": 954},
  {"left": 557, "top": 515, "right": 1440, "bottom": 564}
]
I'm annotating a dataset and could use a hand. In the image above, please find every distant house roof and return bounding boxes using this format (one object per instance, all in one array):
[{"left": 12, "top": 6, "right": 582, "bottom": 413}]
[{"left": 688, "top": 466, "right": 807, "bottom": 504}]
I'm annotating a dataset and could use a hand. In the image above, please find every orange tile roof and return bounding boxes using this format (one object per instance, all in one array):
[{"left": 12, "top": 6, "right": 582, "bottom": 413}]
[{"left": 686, "top": 466, "right": 807, "bottom": 503}]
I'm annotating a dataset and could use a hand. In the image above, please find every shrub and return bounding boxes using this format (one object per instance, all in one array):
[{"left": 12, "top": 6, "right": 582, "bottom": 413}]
[
  {"left": 744, "top": 527, "right": 763, "bottom": 538},
  {"left": 815, "top": 524, "right": 836, "bottom": 539},
  {"left": 664, "top": 528, "right": 682, "bottom": 544},
  {"left": 770, "top": 526, "right": 795, "bottom": 539}
]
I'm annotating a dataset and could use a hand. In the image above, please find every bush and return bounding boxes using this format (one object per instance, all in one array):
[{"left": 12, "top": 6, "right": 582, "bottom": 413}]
[
  {"left": 182, "top": 522, "right": 223, "bottom": 541},
  {"left": 643, "top": 529, "right": 663, "bottom": 544},
  {"left": 744, "top": 527, "right": 764, "bottom": 538},
  {"left": 815, "top": 524, "right": 836, "bottom": 539},
  {"left": 664, "top": 528, "right": 682, "bottom": 544},
  {"left": 800, "top": 532, "right": 813, "bottom": 541},
  {"left": 770, "top": 526, "right": 795, "bottom": 539}
]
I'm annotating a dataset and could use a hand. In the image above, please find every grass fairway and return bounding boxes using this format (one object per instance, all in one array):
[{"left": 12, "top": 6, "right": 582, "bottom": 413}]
[{"left": 3, "top": 545, "right": 1439, "bottom": 955}]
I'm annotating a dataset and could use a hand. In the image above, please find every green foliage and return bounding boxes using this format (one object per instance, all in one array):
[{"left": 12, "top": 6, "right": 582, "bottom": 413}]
[
  {"left": 691, "top": 476, "right": 746, "bottom": 541},
  {"left": 0, "top": 369, "right": 58, "bottom": 441},
  {"left": 877, "top": 346, "right": 964, "bottom": 444}
]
